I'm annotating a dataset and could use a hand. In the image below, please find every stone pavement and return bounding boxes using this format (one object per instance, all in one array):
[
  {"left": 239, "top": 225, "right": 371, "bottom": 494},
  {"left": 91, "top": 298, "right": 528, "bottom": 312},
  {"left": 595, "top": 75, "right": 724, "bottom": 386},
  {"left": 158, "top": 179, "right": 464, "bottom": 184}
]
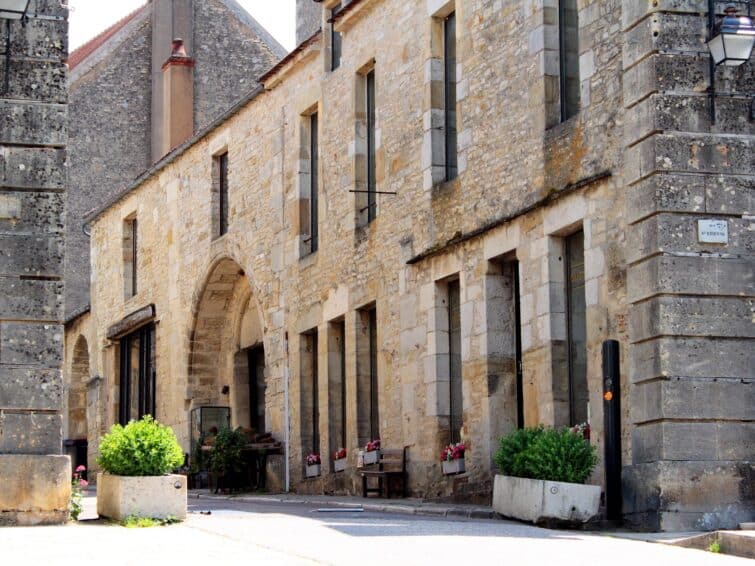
[{"left": 2, "top": 492, "right": 749, "bottom": 566}]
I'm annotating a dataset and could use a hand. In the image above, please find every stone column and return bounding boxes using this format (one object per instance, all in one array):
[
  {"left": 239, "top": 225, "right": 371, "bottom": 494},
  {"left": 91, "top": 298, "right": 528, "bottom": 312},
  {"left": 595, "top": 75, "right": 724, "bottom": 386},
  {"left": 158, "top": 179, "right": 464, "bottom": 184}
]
[
  {"left": 622, "top": 1, "right": 754, "bottom": 531},
  {"left": 0, "top": 0, "right": 71, "bottom": 525}
]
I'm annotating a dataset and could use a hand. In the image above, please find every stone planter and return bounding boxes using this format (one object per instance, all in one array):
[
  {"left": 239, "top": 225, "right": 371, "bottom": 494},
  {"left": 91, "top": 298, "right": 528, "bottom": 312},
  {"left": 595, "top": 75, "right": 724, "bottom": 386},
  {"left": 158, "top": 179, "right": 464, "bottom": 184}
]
[
  {"left": 442, "top": 458, "right": 465, "bottom": 475},
  {"left": 305, "top": 464, "right": 321, "bottom": 478},
  {"left": 96, "top": 473, "right": 187, "bottom": 521},
  {"left": 333, "top": 458, "right": 347, "bottom": 473},
  {"left": 493, "top": 475, "right": 600, "bottom": 524}
]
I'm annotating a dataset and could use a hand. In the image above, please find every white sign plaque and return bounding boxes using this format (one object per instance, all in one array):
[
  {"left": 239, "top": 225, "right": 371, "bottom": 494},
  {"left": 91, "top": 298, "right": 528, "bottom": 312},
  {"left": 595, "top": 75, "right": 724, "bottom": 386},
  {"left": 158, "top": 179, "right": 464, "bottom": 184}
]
[{"left": 697, "top": 219, "right": 728, "bottom": 244}]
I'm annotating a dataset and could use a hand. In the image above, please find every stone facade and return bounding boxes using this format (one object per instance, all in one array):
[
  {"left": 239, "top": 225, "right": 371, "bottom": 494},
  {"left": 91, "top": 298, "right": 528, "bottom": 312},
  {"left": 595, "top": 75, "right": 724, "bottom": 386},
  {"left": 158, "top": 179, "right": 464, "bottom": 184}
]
[
  {"left": 0, "top": 0, "right": 71, "bottom": 525},
  {"left": 65, "top": 0, "right": 286, "bottom": 320},
  {"left": 77, "top": 0, "right": 752, "bottom": 530}
]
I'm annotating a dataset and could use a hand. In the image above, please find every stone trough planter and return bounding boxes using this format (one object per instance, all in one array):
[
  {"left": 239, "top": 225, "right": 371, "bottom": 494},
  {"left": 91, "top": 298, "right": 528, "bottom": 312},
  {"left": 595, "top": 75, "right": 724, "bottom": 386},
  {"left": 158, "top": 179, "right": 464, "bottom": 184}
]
[
  {"left": 492, "top": 474, "right": 600, "bottom": 524},
  {"left": 97, "top": 473, "right": 187, "bottom": 521}
]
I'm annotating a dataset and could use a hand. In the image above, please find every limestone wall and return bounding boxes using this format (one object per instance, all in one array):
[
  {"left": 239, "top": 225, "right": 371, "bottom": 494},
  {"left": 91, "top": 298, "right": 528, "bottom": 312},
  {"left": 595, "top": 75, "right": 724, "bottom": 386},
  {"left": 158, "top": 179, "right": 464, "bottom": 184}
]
[
  {"left": 81, "top": 0, "right": 753, "bottom": 529},
  {"left": 0, "top": 0, "right": 71, "bottom": 525}
]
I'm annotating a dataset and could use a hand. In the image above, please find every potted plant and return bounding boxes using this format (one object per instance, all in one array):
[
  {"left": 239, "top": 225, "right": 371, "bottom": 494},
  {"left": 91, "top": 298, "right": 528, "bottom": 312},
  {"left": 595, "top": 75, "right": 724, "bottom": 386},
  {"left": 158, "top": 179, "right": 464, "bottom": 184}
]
[
  {"left": 441, "top": 442, "right": 466, "bottom": 475},
  {"left": 207, "top": 427, "right": 247, "bottom": 492},
  {"left": 333, "top": 448, "right": 347, "bottom": 473},
  {"left": 358, "top": 439, "right": 381, "bottom": 467},
  {"left": 492, "top": 425, "right": 599, "bottom": 524},
  {"left": 96, "top": 416, "right": 186, "bottom": 521},
  {"left": 305, "top": 452, "right": 321, "bottom": 477}
]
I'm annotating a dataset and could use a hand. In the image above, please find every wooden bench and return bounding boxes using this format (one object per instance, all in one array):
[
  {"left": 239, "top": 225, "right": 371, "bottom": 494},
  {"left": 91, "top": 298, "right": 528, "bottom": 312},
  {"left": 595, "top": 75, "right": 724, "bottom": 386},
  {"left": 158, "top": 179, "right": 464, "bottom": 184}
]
[{"left": 359, "top": 447, "right": 407, "bottom": 498}]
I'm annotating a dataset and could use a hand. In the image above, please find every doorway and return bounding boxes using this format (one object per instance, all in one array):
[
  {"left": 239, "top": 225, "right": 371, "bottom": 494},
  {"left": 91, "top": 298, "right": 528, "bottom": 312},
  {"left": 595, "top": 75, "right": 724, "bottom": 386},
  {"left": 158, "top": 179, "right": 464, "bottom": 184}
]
[{"left": 247, "top": 345, "right": 266, "bottom": 433}]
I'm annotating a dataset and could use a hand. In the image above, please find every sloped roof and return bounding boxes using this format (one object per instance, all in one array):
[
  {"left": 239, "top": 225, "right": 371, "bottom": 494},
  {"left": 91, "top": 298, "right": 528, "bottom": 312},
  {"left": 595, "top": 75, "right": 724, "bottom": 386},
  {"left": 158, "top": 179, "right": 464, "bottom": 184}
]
[{"left": 67, "top": 4, "right": 149, "bottom": 70}]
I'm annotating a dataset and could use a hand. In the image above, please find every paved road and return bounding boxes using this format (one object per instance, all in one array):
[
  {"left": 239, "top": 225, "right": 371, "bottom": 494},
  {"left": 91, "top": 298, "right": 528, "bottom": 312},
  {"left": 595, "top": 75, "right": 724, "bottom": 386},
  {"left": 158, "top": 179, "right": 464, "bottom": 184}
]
[{"left": 1, "top": 496, "right": 748, "bottom": 565}]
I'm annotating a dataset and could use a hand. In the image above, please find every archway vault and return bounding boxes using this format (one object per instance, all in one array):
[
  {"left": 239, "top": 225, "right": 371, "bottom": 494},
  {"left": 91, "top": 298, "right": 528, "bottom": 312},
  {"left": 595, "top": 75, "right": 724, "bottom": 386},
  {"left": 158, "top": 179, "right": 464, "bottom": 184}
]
[{"left": 187, "top": 256, "right": 266, "bottom": 429}]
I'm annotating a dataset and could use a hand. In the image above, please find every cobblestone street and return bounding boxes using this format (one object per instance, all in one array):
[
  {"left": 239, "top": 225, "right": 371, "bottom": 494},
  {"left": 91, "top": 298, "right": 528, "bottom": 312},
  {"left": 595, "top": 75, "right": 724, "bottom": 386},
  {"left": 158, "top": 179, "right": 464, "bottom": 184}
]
[{"left": 2, "top": 495, "right": 750, "bottom": 565}]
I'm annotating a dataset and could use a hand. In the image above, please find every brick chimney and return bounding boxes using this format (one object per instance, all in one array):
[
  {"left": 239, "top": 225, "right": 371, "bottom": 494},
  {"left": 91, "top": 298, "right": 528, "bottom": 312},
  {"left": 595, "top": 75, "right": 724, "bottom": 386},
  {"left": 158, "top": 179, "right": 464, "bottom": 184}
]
[{"left": 160, "top": 38, "right": 195, "bottom": 156}]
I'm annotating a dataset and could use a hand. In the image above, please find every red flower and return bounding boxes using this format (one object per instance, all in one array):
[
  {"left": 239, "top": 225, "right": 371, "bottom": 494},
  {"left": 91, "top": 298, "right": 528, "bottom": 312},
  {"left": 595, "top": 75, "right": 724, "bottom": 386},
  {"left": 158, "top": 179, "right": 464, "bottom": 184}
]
[{"left": 334, "top": 448, "right": 347, "bottom": 460}]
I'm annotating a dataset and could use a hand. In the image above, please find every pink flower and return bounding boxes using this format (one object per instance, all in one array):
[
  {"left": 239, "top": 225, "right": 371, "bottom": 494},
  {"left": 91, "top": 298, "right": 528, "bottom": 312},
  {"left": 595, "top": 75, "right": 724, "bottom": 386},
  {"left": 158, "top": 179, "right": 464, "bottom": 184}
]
[
  {"left": 79, "top": 479, "right": 89, "bottom": 488},
  {"left": 75, "top": 465, "right": 86, "bottom": 472}
]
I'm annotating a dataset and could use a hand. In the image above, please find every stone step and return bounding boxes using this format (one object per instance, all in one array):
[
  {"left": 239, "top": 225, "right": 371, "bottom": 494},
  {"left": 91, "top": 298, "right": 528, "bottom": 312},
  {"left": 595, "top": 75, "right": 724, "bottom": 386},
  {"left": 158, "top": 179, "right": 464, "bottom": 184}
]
[{"left": 739, "top": 522, "right": 755, "bottom": 531}]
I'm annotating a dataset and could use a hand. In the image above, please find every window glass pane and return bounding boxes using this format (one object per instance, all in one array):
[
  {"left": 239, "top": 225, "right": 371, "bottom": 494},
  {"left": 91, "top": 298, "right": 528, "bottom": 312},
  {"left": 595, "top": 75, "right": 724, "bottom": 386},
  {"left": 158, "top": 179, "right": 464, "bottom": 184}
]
[
  {"left": 448, "top": 280, "right": 462, "bottom": 443},
  {"left": 366, "top": 70, "right": 376, "bottom": 223},
  {"left": 331, "top": 3, "right": 342, "bottom": 70},
  {"left": 129, "top": 334, "right": 140, "bottom": 422},
  {"left": 310, "top": 113, "right": 319, "bottom": 252},
  {"left": 444, "top": 12, "right": 457, "bottom": 181},
  {"left": 566, "top": 231, "right": 588, "bottom": 425},
  {"left": 368, "top": 308, "right": 379, "bottom": 440},
  {"left": 219, "top": 153, "right": 229, "bottom": 235},
  {"left": 559, "top": 0, "right": 580, "bottom": 120}
]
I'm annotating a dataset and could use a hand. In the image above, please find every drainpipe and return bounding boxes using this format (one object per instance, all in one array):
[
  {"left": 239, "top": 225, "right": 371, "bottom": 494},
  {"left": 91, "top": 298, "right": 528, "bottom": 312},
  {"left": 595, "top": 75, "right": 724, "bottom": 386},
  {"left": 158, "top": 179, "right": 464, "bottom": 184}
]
[{"left": 284, "top": 331, "right": 290, "bottom": 492}]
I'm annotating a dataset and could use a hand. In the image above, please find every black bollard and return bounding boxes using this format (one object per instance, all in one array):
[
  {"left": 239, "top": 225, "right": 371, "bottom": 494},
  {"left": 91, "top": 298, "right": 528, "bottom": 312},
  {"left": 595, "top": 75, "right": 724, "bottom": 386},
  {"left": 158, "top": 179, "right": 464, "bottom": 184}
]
[{"left": 602, "top": 339, "right": 622, "bottom": 521}]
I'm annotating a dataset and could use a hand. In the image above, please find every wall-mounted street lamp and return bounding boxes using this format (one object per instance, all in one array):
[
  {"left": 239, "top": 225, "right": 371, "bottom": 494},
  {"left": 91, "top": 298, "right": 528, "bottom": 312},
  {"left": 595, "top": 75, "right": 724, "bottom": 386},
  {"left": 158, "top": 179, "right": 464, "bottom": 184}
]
[
  {"left": 706, "top": 1, "right": 755, "bottom": 123},
  {"left": 0, "top": 0, "right": 30, "bottom": 20}
]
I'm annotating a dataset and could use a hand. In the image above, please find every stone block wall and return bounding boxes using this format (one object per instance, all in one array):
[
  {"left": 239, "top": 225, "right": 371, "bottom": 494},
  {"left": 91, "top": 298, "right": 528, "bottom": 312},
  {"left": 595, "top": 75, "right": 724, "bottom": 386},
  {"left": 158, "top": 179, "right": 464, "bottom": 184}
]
[
  {"left": 0, "top": 0, "right": 71, "bottom": 525},
  {"left": 621, "top": 0, "right": 754, "bottom": 531}
]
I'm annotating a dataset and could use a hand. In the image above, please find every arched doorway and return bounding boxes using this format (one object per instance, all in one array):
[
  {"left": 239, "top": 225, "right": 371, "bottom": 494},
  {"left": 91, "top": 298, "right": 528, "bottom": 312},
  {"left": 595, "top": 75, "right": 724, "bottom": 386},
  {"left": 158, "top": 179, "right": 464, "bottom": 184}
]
[
  {"left": 67, "top": 335, "right": 90, "bottom": 473},
  {"left": 188, "top": 258, "right": 266, "bottom": 431}
]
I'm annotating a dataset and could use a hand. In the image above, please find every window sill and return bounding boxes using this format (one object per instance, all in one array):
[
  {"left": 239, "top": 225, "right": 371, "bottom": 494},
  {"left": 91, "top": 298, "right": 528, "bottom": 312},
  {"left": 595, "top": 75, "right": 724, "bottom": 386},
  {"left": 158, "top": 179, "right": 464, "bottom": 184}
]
[
  {"left": 299, "top": 249, "right": 318, "bottom": 269},
  {"left": 432, "top": 175, "right": 461, "bottom": 194}
]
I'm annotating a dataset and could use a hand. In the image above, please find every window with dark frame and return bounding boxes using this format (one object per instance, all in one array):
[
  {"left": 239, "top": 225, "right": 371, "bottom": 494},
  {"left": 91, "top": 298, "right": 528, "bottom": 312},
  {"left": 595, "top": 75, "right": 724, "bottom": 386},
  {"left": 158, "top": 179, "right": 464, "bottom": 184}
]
[
  {"left": 123, "top": 217, "right": 138, "bottom": 299},
  {"left": 131, "top": 218, "right": 138, "bottom": 296},
  {"left": 368, "top": 307, "right": 379, "bottom": 440},
  {"left": 558, "top": 0, "right": 580, "bottom": 121},
  {"left": 366, "top": 69, "right": 376, "bottom": 223},
  {"left": 444, "top": 11, "right": 458, "bottom": 181},
  {"left": 330, "top": 2, "right": 343, "bottom": 71},
  {"left": 118, "top": 323, "right": 156, "bottom": 426},
  {"left": 565, "top": 230, "right": 588, "bottom": 426},
  {"left": 447, "top": 280, "right": 462, "bottom": 443},
  {"left": 311, "top": 331, "right": 320, "bottom": 454},
  {"left": 310, "top": 112, "right": 319, "bottom": 253},
  {"left": 218, "top": 152, "right": 229, "bottom": 236}
]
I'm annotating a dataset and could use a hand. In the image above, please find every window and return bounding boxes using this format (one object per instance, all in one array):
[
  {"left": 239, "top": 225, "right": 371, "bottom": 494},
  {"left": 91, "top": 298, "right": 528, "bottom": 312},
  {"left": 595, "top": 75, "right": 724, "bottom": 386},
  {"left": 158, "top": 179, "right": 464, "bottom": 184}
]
[
  {"left": 310, "top": 112, "right": 319, "bottom": 252},
  {"left": 565, "top": 230, "right": 587, "bottom": 425},
  {"left": 447, "top": 280, "right": 462, "bottom": 443},
  {"left": 356, "top": 306, "right": 379, "bottom": 445},
  {"left": 247, "top": 345, "right": 266, "bottom": 433},
  {"left": 300, "top": 330, "right": 320, "bottom": 457},
  {"left": 330, "top": 3, "right": 343, "bottom": 71},
  {"left": 213, "top": 152, "right": 229, "bottom": 238},
  {"left": 123, "top": 216, "right": 137, "bottom": 298},
  {"left": 558, "top": 0, "right": 580, "bottom": 121},
  {"left": 366, "top": 69, "right": 377, "bottom": 223},
  {"left": 328, "top": 320, "right": 346, "bottom": 459},
  {"left": 443, "top": 12, "right": 457, "bottom": 181},
  {"left": 118, "top": 324, "right": 156, "bottom": 425}
]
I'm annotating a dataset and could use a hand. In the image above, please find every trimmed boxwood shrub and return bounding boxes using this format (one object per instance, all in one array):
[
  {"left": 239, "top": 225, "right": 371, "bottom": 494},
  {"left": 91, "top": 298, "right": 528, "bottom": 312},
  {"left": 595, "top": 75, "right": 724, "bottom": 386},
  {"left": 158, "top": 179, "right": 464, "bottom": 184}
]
[
  {"left": 494, "top": 426, "right": 597, "bottom": 484},
  {"left": 98, "top": 416, "right": 184, "bottom": 476}
]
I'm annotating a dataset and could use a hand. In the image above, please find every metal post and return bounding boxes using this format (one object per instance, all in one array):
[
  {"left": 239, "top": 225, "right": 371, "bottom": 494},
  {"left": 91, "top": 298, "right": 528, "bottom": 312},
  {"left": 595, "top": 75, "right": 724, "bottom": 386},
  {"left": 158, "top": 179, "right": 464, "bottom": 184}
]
[{"left": 602, "top": 340, "right": 622, "bottom": 521}]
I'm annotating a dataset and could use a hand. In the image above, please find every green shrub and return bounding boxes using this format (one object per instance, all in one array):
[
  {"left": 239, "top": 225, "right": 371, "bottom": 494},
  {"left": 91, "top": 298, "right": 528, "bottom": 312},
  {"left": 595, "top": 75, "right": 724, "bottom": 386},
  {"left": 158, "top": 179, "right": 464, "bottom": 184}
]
[
  {"left": 98, "top": 416, "right": 184, "bottom": 476},
  {"left": 207, "top": 427, "right": 247, "bottom": 474},
  {"left": 494, "top": 426, "right": 597, "bottom": 484}
]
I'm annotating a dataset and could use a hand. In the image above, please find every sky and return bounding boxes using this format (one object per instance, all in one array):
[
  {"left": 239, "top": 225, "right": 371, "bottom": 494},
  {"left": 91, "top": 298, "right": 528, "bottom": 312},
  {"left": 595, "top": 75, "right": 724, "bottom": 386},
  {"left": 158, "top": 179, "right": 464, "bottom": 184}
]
[{"left": 67, "top": 0, "right": 296, "bottom": 53}]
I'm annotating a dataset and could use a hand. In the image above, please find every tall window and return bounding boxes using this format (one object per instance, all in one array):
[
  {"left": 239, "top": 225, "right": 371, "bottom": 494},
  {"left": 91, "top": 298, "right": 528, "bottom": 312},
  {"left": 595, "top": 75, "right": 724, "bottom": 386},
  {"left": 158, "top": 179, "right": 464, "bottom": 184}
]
[
  {"left": 310, "top": 112, "right": 319, "bottom": 252},
  {"left": 300, "top": 330, "right": 320, "bottom": 456},
  {"left": 444, "top": 12, "right": 457, "bottom": 181},
  {"left": 357, "top": 306, "right": 379, "bottom": 444},
  {"left": 123, "top": 216, "right": 137, "bottom": 298},
  {"left": 559, "top": 0, "right": 580, "bottom": 121},
  {"left": 366, "top": 69, "right": 377, "bottom": 223},
  {"left": 448, "top": 280, "right": 462, "bottom": 443},
  {"left": 118, "top": 323, "right": 155, "bottom": 425},
  {"left": 217, "top": 152, "right": 229, "bottom": 236},
  {"left": 330, "top": 3, "right": 343, "bottom": 71},
  {"left": 247, "top": 345, "right": 266, "bottom": 433},
  {"left": 565, "top": 231, "right": 588, "bottom": 425},
  {"left": 327, "top": 320, "right": 346, "bottom": 458}
]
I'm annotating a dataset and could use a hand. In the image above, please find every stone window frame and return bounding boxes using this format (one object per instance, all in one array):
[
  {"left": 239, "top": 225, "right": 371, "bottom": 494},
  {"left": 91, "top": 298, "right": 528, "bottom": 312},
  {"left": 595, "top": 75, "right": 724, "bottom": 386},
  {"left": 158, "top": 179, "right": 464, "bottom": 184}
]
[
  {"left": 355, "top": 301, "right": 379, "bottom": 446},
  {"left": 352, "top": 59, "right": 380, "bottom": 229},
  {"left": 211, "top": 147, "right": 230, "bottom": 240},
  {"left": 122, "top": 212, "right": 138, "bottom": 300},
  {"left": 322, "top": 0, "right": 345, "bottom": 72},
  {"left": 297, "top": 102, "right": 321, "bottom": 258},
  {"left": 299, "top": 328, "right": 321, "bottom": 462},
  {"left": 422, "top": 0, "right": 469, "bottom": 192},
  {"left": 326, "top": 317, "right": 347, "bottom": 466}
]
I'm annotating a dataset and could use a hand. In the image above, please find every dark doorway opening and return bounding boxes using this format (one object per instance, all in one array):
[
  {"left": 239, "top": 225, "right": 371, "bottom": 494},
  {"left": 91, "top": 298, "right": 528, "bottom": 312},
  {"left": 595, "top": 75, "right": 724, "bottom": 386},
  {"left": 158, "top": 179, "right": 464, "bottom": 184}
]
[{"left": 247, "top": 345, "right": 266, "bottom": 433}]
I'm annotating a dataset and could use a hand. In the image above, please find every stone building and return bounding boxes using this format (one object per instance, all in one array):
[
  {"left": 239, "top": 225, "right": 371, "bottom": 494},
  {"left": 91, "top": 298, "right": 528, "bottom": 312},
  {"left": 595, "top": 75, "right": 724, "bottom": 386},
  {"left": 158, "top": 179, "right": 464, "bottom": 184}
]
[
  {"left": 0, "top": 0, "right": 70, "bottom": 525},
  {"left": 63, "top": 0, "right": 285, "bottom": 471},
  {"left": 73, "top": 0, "right": 752, "bottom": 531}
]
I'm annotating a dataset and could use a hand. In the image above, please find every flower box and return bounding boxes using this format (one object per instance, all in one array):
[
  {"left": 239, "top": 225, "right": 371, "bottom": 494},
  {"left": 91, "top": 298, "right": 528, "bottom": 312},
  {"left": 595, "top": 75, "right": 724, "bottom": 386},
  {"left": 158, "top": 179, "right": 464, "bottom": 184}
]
[
  {"left": 305, "top": 464, "right": 321, "bottom": 478},
  {"left": 96, "top": 473, "right": 187, "bottom": 521},
  {"left": 442, "top": 458, "right": 465, "bottom": 475},
  {"left": 333, "top": 458, "right": 347, "bottom": 473},
  {"left": 492, "top": 475, "right": 600, "bottom": 524},
  {"left": 362, "top": 449, "right": 379, "bottom": 466}
]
